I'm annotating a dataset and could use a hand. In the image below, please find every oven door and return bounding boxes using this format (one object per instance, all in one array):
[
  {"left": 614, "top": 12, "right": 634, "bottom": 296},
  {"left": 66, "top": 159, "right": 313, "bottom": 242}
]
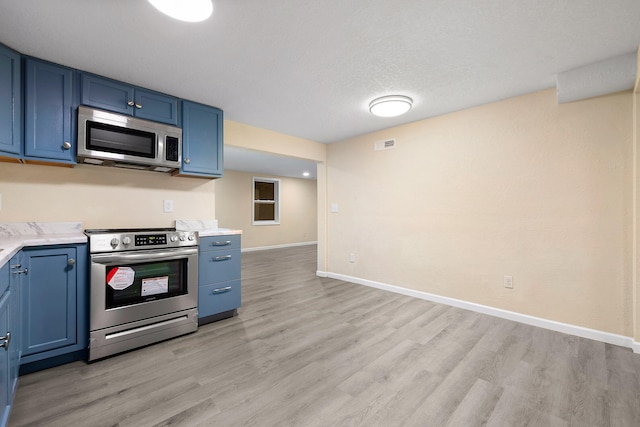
[{"left": 90, "top": 247, "right": 198, "bottom": 331}]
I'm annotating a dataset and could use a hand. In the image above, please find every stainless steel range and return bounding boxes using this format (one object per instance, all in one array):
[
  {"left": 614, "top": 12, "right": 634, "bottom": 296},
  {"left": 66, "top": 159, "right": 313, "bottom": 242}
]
[{"left": 85, "top": 228, "right": 198, "bottom": 361}]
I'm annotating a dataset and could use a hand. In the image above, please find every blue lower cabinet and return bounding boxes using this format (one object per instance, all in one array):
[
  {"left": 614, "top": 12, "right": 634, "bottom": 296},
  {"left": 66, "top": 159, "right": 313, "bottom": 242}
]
[
  {"left": 0, "top": 290, "right": 10, "bottom": 427},
  {"left": 19, "top": 244, "right": 87, "bottom": 369},
  {"left": 197, "top": 234, "right": 241, "bottom": 324},
  {"left": 0, "top": 256, "right": 21, "bottom": 427},
  {"left": 7, "top": 257, "right": 20, "bottom": 397}
]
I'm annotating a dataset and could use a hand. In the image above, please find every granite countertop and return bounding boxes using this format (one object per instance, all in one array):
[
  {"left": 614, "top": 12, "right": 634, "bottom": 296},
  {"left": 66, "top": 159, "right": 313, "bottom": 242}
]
[
  {"left": 175, "top": 220, "right": 242, "bottom": 237},
  {"left": 0, "top": 222, "right": 87, "bottom": 267}
]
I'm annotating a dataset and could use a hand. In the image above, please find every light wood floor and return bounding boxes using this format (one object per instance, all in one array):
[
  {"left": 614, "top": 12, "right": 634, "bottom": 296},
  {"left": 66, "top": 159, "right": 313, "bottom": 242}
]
[{"left": 9, "top": 245, "right": 640, "bottom": 426}]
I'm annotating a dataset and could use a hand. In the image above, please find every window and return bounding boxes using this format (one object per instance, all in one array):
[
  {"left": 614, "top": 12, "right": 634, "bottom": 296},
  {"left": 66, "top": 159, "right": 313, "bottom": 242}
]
[{"left": 253, "top": 178, "right": 280, "bottom": 225}]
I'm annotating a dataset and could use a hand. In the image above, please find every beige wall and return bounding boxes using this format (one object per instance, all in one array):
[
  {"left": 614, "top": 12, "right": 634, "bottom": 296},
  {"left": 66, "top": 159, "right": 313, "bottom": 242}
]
[
  {"left": 223, "top": 119, "right": 327, "bottom": 262},
  {"left": 326, "top": 88, "right": 633, "bottom": 336},
  {"left": 215, "top": 169, "right": 317, "bottom": 249},
  {"left": 0, "top": 162, "right": 215, "bottom": 228}
]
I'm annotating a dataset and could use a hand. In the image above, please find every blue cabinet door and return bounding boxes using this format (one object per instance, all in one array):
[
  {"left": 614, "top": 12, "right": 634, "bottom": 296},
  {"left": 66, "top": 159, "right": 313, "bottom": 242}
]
[
  {"left": 0, "top": 44, "right": 21, "bottom": 157},
  {"left": 8, "top": 255, "right": 21, "bottom": 397},
  {"left": 134, "top": 88, "right": 178, "bottom": 125},
  {"left": 180, "top": 100, "right": 223, "bottom": 177},
  {"left": 21, "top": 247, "right": 77, "bottom": 357},
  {"left": 24, "top": 58, "right": 75, "bottom": 163},
  {"left": 81, "top": 73, "right": 133, "bottom": 115}
]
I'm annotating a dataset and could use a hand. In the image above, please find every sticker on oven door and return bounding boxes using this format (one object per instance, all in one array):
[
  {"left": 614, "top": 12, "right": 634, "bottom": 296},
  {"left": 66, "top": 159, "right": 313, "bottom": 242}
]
[
  {"left": 106, "top": 267, "right": 135, "bottom": 290},
  {"left": 141, "top": 276, "right": 169, "bottom": 296}
]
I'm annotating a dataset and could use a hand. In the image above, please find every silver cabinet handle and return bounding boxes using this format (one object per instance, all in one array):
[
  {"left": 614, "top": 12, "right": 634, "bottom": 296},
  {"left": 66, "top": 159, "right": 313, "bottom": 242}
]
[
  {"left": 0, "top": 331, "right": 10, "bottom": 351},
  {"left": 212, "top": 255, "right": 232, "bottom": 262},
  {"left": 11, "top": 268, "right": 27, "bottom": 275},
  {"left": 135, "top": 103, "right": 142, "bottom": 109},
  {"left": 62, "top": 141, "right": 72, "bottom": 150},
  {"left": 127, "top": 100, "right": 135, "bottom": 107},
  {"left": 211, "top": 286, "right": 232, "bottom": 294},
  {"left": 211, "top": 241, "right": 231, "bottom": 246},
  {"left": 184, "top": 158, "right": 190, "bottom": 164},
  {"left": 10, "top": 264, "right": 20, "bottom": 269},
  {"left": 67, "top": 258, "right": 76, "bottom": 266}
]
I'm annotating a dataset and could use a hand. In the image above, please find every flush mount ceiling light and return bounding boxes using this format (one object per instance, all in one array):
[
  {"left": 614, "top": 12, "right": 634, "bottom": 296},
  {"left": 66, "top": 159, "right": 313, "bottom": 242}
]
[
  {"left": 369, "top": 95, "right": 413, "bottom": 117},
  {"left": 148, "top": 0, "right": 213, "bottom": 22}
]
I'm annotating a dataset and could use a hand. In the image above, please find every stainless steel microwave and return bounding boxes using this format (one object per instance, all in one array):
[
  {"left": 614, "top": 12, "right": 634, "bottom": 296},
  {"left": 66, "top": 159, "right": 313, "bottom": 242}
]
[{"left": 77, "top": 105, "right": 182, "bottom": 172}]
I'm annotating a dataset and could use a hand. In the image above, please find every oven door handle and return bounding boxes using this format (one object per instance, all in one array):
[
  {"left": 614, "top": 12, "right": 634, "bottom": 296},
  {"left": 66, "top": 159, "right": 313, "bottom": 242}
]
[{"left": 91, "top": 248, "right": 198, "bottom": 264}]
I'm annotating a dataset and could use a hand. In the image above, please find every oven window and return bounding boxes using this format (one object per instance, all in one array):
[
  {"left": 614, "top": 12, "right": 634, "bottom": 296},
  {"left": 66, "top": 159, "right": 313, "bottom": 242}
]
[{"left": 105, "top": 259, "right": 187, "bottom": 309}]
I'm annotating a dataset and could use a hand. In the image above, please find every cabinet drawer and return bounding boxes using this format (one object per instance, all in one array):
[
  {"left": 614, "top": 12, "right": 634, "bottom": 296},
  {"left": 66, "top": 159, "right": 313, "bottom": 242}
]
[
  {"left": 198, "top": 249, "right": 240, "bottom": 285},
  {"left": 199, "top": 234, "right": 241, "bottom": 252},
  {"left": 198, "top": 280, "right": 240, "bottom": 317}
]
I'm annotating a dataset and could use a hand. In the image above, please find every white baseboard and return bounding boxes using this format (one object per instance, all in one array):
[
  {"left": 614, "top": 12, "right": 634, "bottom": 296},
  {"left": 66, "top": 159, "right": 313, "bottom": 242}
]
[
  {"left": 318, "top": 270, "right": 638, "bottom": 352},
  {"left": 242, "top": 241, "right": 317, "bottom": 253}
]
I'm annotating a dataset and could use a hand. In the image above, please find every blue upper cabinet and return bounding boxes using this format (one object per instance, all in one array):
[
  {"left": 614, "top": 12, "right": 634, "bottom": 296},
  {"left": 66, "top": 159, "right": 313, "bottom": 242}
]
[
  {"left": 180, "top": 100, "right": 223, "bottom": 178},
  {"left": 24, "top": 58, "right": 75, "bottom": 163},
  {"left": 81, "top": 73, "right": 178, "bottom": 125},
  {"left": 0, "top": 44, "right": 21, "bottom": 158}
]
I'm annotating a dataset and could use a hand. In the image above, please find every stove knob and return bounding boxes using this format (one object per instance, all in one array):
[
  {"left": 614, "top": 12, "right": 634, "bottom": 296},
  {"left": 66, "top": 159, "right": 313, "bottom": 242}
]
[
  {"left": 170, "top": 235, "right": 178, "bottom": 243},
  {"left": 179, "top": 234, "right": 186, "bottom": 241},
  {"left": 188, "top": 234, "right": 195, "bottom": 241},
  {"left": 122, "top": 237, "right": 131, "bottom": 246},
  {"left": 110, "top": 238, "right": 119, "bottom": 248}
]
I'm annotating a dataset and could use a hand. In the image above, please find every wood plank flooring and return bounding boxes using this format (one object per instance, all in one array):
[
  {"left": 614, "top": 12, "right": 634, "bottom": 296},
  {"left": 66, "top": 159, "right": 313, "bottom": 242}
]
[{"left": 9, "top": 245, "right": 640, "bottom": 426}]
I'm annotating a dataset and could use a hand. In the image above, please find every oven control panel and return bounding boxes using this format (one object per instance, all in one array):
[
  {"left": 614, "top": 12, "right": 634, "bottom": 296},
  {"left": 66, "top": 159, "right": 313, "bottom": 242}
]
[
  {"left": 87, "top": 231, "right": 198, "bottom": 253},
  {"left": 135, "top": 234, "right": 167, "bottom": 246}
]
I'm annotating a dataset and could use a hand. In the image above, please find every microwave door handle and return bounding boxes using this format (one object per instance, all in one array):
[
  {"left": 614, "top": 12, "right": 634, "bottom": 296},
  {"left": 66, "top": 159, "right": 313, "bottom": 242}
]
[{"left": 91, "top": 249, "right": 197, "bottom": 264}]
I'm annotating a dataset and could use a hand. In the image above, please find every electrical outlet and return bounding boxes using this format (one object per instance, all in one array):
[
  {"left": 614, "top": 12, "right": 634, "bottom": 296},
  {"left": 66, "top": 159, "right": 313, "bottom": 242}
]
[
  {"left": 163, "top": 199, "right": 174, "bottom": 213},
  {"left": 504, "top": 275, "right": 513, "bottom": 289},
  {"left": 349, "top": 253, "right": 355, "bottom": 263}
]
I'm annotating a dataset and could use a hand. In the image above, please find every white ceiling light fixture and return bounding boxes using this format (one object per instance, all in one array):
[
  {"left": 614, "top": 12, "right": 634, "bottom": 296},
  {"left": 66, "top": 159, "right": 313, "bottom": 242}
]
[
  {"left": 148, "top": 0, "right": 213, "bottom": 22},
  {"left": 369, "top": 95, "right": 413, "bottom": 117}
]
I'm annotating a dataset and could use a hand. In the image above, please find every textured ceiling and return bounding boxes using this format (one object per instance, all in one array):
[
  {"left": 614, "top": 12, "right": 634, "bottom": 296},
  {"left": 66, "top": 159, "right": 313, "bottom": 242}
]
[{"left": 1, "top": 0, "right": 639, "bottom": 148}]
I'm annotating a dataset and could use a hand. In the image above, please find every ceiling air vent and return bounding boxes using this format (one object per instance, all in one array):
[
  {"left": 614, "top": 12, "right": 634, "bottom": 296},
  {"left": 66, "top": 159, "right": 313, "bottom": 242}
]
[{"left": 374, "top": 138, "right": 396, "bottom": 151}]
